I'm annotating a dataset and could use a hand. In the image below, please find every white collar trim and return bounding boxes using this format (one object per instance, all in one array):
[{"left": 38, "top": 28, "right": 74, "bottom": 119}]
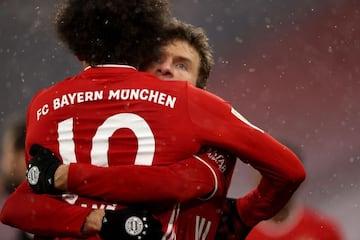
[{"left": 84, "top": 64, "right": 137, "bottom": 71}]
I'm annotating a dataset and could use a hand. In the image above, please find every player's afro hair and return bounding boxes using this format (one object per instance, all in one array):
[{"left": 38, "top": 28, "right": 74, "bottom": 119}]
[{"left": 55, "top": 0, "right": 171, "bottom": 67}]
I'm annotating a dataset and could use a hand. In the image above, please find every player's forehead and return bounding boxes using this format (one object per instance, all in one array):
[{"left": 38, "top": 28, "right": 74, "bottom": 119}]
[{"left": 160, "top": 39, "right": 200, "bottom": 64}]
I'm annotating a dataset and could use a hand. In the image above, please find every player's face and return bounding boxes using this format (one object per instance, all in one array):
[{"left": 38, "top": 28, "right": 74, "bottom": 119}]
[{"left": 144, "top": 39, "right": 200, "bottom": 86}]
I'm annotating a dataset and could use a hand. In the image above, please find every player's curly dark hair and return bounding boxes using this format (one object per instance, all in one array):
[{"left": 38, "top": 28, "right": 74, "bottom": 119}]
[{"left": 55, "top": 0, "right": 171, "bottom": 67}]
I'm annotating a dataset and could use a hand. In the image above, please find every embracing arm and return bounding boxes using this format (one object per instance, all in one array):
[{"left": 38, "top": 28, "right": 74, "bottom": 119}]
[
  {"left": 219, "top": 130, "right": 305, "bottom": 228},
  {"left": 62, "top": 153, "right": 223, "bottom": 204},
  {"left": 234, "top": 133, "right": 306, "bottom": 227},
  {"left": 0, "top": 181, "right": 93, "bottom": 237},
  {"left": 27, "top": 144, "right": 223, "bottom": 204},
  {"left": 188, "top": 89, "right": 306, "bottom": 227},
  {"left": 0, "top": 181, "right": 161, "bottom": 239}
]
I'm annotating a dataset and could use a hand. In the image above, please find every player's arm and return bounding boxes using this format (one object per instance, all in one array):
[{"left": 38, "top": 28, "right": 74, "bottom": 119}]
[
  {"left": 27, "top": 145, "right": 224, "bottom": 204},
  {"left": 188, "top": 88, "right": 306, "bottom": 228},
  {"left": 67, "top": 155, "right": 223, "bottom": 203},
  {"left": 0, "top": 181, "right": 92, "bottom": 237},
  {"left": 0, "top": 181, "right": 163, "bottom": 239},
  {"left": 233, "top": 132, "right": 305, "bottom": 227}
]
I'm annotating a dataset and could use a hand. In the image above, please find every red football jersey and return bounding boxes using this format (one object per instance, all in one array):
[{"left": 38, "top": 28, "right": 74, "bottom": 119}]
[
  {"left": 175, "top": 148, "right": 237, "bottom": 240},
  {"left": 0, "top": 65, "right": 305, "bottom": 239},
  {"left": 247, "top": 205, "right": 343, "bottom": 240}
]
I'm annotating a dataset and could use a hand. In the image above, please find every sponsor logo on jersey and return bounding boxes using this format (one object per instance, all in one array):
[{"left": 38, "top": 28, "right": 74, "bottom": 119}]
[{"left": 206, "top": 150, "right": 227, "bottom": 173}]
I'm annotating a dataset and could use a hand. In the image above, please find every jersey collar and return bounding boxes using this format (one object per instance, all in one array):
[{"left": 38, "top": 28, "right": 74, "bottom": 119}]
[{"left": 84, "top": 64, "right": 137, "bottom": 71}]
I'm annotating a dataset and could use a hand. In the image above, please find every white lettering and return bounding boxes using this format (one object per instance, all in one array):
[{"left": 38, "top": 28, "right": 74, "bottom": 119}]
[
  {"left": 80, "top": 203, "right": 117, "bottom": 210},
  {"left": 129, "top": 89, "right": 140, "bottom": 100},
  {"left": 67, "top": 93, "right": 77, "bottom": 104},
  {"left": 85, "top": 91, "right": 92, "bottom": 101},
  {"left": 53, "top": 91, "right": 104, "bottom": 110},
  {"left": 53, "top": 98, "right": 60, "bottom": 110},
  {"left": 48, "top": 89, "right": 175, "bottom": 117},
  {"left": 77, "top": 92, "right": 84, "bottom": 103},
  {"left": 158, "top": 92, "right": 166, "bottom": 105},
  {"left": 165, "top": 95, "right": 176, "bottom": 108},
  {"left": 60, "top": 94, "right": 70, "bottom": 107},
  {"left": 109, "top": 89, "right": 120, "bottom": 100},
  {"left": 107, "top": 89, "right": 176, "bottom": 108},
  {"left": 148, "top": 90, "right": 159, "bottom": 102},
  {"left": 121, "top": 89, "right": 130, "bottom": 100},
  {"left": 63, "top": 194, "right": 116, "bottom": 210},
  {"left": 139, "top": 89, "right": 148, "bottom": 100},
  {"left": 36, "top": 104, "right": 49, "bottom": 120}
]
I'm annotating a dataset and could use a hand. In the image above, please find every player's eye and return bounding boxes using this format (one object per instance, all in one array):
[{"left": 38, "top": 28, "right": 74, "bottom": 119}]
[{"left": 176, "top": 63, "right": 187, "bottom": 70}]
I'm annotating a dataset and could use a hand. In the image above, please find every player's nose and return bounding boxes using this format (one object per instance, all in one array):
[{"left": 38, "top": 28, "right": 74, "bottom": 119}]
[{"left": 156, "top": 60, "right": 174, "bottom": 79}]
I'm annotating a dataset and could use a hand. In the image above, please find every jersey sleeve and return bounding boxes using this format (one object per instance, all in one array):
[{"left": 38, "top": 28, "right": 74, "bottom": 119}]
[
  {"left": 187, "top": 87, "right": 306, "bottom": 227},
  {"left": 0, "top": 181, "right": 92, "bottom": 237},
  {"left": 67, "top": 154, "right": 222, "bottom": 204}
]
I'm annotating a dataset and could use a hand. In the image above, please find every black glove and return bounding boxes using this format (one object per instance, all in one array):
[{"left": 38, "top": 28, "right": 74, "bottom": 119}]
[
  {"left": 100, "top": 208, "right": 163, "bottom": 240},
  {"left": 215, "top": 198, "right": 252, "bottom": 240},
  {"left": 26, "top": 144, "right": 62, "bottom": 194}
]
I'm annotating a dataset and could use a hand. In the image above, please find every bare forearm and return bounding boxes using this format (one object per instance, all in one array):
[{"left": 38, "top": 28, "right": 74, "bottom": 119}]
[
  {"left": 82, "top": 209, "right": 105, "bottom": 235},
  {"left": 54, "top": 164, "right": 69, "bottom": 191}
]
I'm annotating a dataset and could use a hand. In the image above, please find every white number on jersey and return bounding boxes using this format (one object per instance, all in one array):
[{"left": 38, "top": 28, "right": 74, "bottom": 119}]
[{"left": 57, "top": 113, "right": 156, "bottom": 166}]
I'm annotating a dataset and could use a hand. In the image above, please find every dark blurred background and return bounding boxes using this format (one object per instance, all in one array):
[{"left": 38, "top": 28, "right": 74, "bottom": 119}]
[{"left": 0, "top": 0, "right": 359, "bottom": 239}]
